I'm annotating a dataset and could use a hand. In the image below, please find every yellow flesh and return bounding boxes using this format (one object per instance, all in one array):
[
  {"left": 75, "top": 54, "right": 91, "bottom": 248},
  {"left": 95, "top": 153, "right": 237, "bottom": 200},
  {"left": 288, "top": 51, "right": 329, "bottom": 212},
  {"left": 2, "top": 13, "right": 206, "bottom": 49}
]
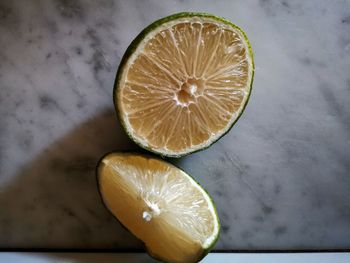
[
  {"left": 119, "top": 18, "right": 252, "bottom": 155},
  {"left": 98, "top": 153, "right": 218, "bottom": 263}
]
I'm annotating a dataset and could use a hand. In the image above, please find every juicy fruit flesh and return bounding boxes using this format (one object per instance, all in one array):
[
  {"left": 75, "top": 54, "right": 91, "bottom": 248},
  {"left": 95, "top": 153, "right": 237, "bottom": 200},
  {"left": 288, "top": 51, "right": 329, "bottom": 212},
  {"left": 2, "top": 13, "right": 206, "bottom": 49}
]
[
  {"left": 98, "top": 153, "right": 219, "bottom": 263},
  {"left": 119, "top": 18, "right": 252, "bottom": 155}
]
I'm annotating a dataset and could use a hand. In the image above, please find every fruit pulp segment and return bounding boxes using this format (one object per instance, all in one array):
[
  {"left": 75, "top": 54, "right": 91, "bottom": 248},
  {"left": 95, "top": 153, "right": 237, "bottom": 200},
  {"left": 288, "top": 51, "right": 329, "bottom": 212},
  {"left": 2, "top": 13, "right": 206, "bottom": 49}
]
[
  {"left": 98, "top": 154, "right": 217, "bottom": 262},
  {"left": 121, "top": 19, "right": 250, "bottom": 153}
]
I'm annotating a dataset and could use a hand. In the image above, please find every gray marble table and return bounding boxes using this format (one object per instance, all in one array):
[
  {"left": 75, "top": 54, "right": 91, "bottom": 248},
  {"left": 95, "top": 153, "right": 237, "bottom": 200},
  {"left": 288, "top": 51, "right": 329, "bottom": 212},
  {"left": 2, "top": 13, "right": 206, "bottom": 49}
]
[{"left": 0, "top": 0, "right": 349, "bottom": 250}]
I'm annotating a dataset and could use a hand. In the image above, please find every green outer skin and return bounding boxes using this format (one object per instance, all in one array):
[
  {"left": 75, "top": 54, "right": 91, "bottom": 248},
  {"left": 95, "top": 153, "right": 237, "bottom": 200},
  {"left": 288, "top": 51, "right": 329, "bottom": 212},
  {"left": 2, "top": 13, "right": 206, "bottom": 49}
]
[
  {"left": 113, "top": 12, "right": 255, "bottom": 158},
  {"left": 96, "top": 151, "right": 221, "bottom": 263}
]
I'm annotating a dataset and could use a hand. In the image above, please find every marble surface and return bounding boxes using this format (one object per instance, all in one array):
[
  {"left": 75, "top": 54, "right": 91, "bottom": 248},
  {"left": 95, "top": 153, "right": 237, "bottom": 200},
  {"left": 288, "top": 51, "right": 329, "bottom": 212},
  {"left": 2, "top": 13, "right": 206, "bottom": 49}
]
[{"left": 0, "top": 0, "right": 349, "bottom": 250}]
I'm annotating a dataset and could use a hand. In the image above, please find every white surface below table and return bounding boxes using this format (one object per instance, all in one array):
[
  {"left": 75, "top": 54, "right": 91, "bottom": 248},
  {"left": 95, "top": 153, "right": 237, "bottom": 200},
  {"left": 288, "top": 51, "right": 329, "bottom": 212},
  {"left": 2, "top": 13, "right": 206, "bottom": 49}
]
[{"left": 0, "top": 253, "right": 349, "bottom": 262}]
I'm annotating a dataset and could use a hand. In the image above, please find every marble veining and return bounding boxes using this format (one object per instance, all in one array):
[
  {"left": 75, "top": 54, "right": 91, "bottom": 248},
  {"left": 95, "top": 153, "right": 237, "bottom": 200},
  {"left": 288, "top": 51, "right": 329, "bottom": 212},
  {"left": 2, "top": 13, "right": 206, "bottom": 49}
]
[{"left": 0, "top": 0, "right": 349, "bottom": 250}]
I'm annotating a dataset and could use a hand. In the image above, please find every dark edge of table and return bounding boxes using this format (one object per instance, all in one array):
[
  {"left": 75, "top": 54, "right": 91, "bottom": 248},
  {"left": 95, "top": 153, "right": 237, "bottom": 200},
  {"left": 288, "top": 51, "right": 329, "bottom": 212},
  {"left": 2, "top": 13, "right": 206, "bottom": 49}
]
[{"left": 0, "top": 249, "right": 349, "bottom": 253}]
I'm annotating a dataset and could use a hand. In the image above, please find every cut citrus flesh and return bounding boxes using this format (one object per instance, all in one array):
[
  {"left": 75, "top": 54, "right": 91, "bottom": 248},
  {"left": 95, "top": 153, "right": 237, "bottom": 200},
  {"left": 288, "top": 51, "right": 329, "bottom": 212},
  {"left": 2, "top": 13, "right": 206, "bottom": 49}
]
[
  {"left": 97, "top": 152, "right": 220, "bottom": 263},
  {"left": 115, "top": 13, "right": 254, "bottom": 157}
]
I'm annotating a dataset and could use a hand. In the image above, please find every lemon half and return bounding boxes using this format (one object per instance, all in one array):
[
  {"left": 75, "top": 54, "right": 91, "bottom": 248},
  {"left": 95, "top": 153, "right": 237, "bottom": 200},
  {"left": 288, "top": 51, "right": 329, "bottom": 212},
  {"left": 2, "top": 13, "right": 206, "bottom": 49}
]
[{"left": 115, "top": 13, "right": 254, "bottom": 157}]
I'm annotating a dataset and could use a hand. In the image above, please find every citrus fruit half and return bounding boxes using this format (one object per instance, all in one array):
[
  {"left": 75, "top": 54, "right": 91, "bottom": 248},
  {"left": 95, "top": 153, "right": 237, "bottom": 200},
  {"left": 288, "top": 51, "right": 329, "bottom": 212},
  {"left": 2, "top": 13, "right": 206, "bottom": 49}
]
[
  {"left": 97, "top": 152, "right": 220, "bottom": 263},
  {"left": 115, "top": 12, "right": 254, "bottom": 157}
]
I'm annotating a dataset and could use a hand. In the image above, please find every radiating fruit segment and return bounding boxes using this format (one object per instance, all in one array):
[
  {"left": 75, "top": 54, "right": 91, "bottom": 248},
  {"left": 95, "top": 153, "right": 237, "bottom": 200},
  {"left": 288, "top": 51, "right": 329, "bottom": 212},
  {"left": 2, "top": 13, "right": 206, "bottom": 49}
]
[
  {"left": 97, "top": 152, "right": 220, "bottom": 263},
  {"left": 115, "top": 12, "right": 254, "bottom": 157}
]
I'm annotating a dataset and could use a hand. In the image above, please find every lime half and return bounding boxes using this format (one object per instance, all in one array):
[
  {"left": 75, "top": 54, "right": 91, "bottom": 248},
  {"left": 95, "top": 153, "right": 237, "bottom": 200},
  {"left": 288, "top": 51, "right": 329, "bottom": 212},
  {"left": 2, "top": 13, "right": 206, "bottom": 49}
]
[
  {"left": 97, "top": 152, "right": 220, "bottom": 263},
  {"left": 114, "top": 12, "right": 254, "bottom": 157}
]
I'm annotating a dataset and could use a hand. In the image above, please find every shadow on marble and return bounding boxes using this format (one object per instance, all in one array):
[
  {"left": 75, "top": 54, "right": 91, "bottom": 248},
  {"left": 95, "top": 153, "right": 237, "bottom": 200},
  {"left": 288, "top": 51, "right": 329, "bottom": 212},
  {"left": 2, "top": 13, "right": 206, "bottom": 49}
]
[{"left": 0, "top": 109, "right": 146, "bottom": 248}]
